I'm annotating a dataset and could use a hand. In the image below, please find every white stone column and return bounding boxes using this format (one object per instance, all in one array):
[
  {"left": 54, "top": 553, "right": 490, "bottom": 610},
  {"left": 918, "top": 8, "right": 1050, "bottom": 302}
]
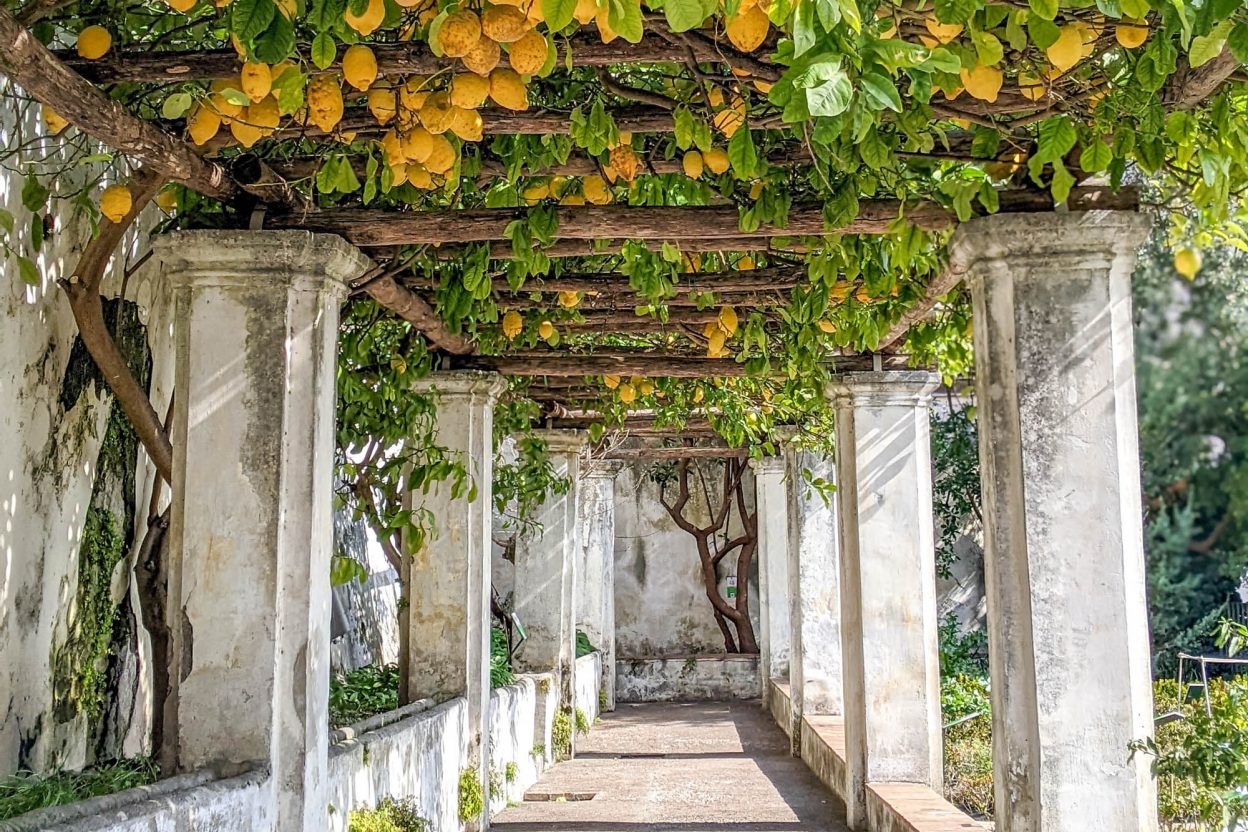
[
  {"left": 752, "top": 456, "right": 791, "bottom": 701},
  {"left": 156, "top": 231, "right": 368, "bottom": 831},
  {"left": 406, "top": 371, "right": 504, "bottom": 832},
  {"left": 513, "top": 431, "right": 584, "bottom": 751},
  {"left": 954, "top": 211, "right": 1157, "bottom": 832},
  {"left": 578, "top": 460, "right": 621, "bottom": 711},
  {"left": 785, "top": 448, "right": 842, "bottom": 755},
  {"left": 830, "top": 372, "right": 942, "bottom": 831}
]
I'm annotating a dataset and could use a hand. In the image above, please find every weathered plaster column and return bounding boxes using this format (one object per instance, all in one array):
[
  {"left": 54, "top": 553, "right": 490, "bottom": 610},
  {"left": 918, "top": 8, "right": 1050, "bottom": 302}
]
[
  {"left": 157, "top": 231, "right": 368, "bottom": 831},
  {"left": 830, "top": 372, "right": 942, "bottom": 830},
  {"left": 513, "top": 431, "right": 585, "bottom": 752},
  {"left": 578, "top": 459, "right": 622, "bottom": 711},
  {"left": 955, "top": 211, "right": 1157, "bottom": 832},
  {"left": 406, "top": 371, "right": 503, "bottom": 829},
  {"left": 784, "top": 448, "right": 842, "bottom": 756},
  {"left": 752, "top": 456, "right": 791, "bottom": 701}
]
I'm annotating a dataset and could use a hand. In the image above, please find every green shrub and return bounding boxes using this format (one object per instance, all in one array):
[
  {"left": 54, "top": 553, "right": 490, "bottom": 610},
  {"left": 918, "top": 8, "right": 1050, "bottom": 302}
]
[
  {"left": 574, "top": 707, "right": 590, "bottom": 735},
  {"left": 348, "top": 797, "right": 430, "bottom": 832},
  {"left": 575, "top": 630, "right": 595, "bottom": 657},
  {"left": 941, "top": 675, "right": 990, "bottom": 723},
  {"left": 552, "top": 710, "right": 572, "bottom": 759},
  {"left": 0, "top": 758, "right": 157, "bottom": 820},
  {"left": 491, "top": 627, "right": 514, "bottom": 689},
  {"left": 329, "top": 664, "right": 400, "bottom": 728},
  {"left": 938, "top": 615, "right": 988, "bottom": 679},
  {"left": 943, "top": 715, "right": 992, "bottom": 820},
  {"left": 457, "top": 769, "right": 484, "bottom": 822},
  {"left": 504, "top": 762, "right": 518, "bottom": 783}
]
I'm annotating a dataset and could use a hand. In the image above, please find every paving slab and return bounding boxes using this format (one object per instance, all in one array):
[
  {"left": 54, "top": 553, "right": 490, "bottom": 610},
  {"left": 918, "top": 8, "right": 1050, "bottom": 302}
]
[{"left": 492, "top": 701, "right": 851, "bottom": 831}]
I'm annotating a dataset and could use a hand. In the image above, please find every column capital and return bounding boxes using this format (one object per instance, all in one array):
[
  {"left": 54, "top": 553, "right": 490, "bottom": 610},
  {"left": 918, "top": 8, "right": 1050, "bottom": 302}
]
[
  {"left": 532, "top": 428, "right": 589, "bottom": 455},
  {"left": 749, "top": 455, "right": 787, "bottom": 476},
  {"left": 155, "top": 230, "right": 371, "bottom": 297},
  {"left": 583, "top": 458, "right": 625, "bottom": 478},
  {"left": 827, "top": 371, "right": 939, "bottom": 407},
  {"left": 949, "top": 210, "right": 1151, "bottom": 273},
  {"left": 411, "top": 370, "right": 506, "bottom": 403}
]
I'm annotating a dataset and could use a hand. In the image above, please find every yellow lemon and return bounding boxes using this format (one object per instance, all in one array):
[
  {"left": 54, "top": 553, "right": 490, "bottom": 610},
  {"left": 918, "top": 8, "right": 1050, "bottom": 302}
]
[
  {"left": 502, "top": 310, "right": 523, "bottom": 338},
  {"left": 582, "top": 174, "right": 612, "bottom": 204},
  {"left": 461, "top": 36, "right": 502, "bottom": 75},
  {"left": 538, "top": 320, "right": 555, "bottom": 340},
  {"left": 187, "top": 104, "right": 222, "bottom": 145},
  {"left": 726, "top": 4, "right": 769, "bottom": 52},
  {"left": 481, "top": 3, "right": 530, "bottom": 43},
  {"left": 603, "top": 374, "right": 620, "bottom": 389},
  {"left": 307, "top": 74, "right": 345, "bottom": 133},
  {"left": 1115, "top": 18, "right": 1148, "bottom": 49},
  {"left": 449, "top": 106, "right": 484, "bottom": 141},
  {"left": 923, "top": 19, "right": 962, "bottom": 44},
  {"left": 166, "top": 0, "right": 197, "bottom": 12},
  {"left": 1046, "top": 24, "right": 1084, "bottom": 72},
  {"left": 343, "top": 45, "right": 379, "bottom": 91},
  {"left": 99, "top": 184, "right": 132, "bottom": 223},
  {"left": 960, "top": 64, "right": 1003, "bottom": 103},
  {"left": 76, "top": 26, "right": 112, "bottom": 60},
  {"left": 439, "top": 10, "right": 483, "bottom": 58},
  {"left": 509, "top": 30, "right": 549, "bottom": 75},
  {"left": 368, "top": 86, "right": 398, "bottom": 124},
  {"left": 424, "top": 133, "right": 457, "bottom": 174},
  {"left": 1174, "top": 247, "right": 1201, "bottom": 279},
  {"left": 344, "top": 0, "right": 385, "bottom": 35},
  {"left": 558, "top": 290, "right": 580, "bottom": 308},
  {"left": 489, "top": 68, "right": 529, "bottom": 110},
  {"left": 617, "top": 383, "right": 636, "bottom": 403},
  {"left": 717, "top": 305, "right": 739, "bottom": 335},
  {"left": 42, "top": 106, "right": 69, "bottom": 135},
  {"left": 682, "top": 150, "right": 704, "bottom": 179},
  {"left": 240, "top": 62, "right": 272, "bottom": 102},
  {"left": 703, "top": 147, "right": 729, "bottom": 175},
  {"left": 1017, "top": 71, "right": 1046, "bottom": 101},
  {"left": 573, "top": 0, "right": 598, "bottom": 24},
  {"left": 450, "top": 72, "right": 491, "bottom": 108}
]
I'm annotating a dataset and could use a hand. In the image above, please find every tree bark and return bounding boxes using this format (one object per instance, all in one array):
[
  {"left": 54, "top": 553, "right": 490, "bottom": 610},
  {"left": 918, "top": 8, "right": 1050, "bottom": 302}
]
[
  {"left": 0, "top": 7, "right": 236, "bottom": 200},
  {"left": 357, "top": 271, "right": 476, "bottom": 355}
]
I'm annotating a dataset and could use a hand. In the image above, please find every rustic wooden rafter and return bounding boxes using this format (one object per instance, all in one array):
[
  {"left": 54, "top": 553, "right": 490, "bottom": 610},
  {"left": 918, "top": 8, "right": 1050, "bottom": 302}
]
[
  {"left": 403, "top": 265, "right": 807, "bottom": 295},
  {"left": 602, "top": 446, "right": 748, "bottom": 459},
  {"left": 447, "top": 350, "right": 912, "bottom": 377}
]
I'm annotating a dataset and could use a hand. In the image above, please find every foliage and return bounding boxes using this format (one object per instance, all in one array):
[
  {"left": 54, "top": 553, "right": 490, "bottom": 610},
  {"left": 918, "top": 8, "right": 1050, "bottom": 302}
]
[
  {"left": 329, "top": 663, "right": 400, "bottom": 728},
  {"left": 1134, "top": 234, "right": 1248, "bottom": 670},
  {"left": 0, "top": 758, "right": 157, "bottom": 820},
  {"left": 348, "top": 798, "right": 431, "bottom": 832},
  {"left": 942, "top": 708, "right": 993, "bottom": 820},
  {"left": 574, "top": 707, "right": 590, "bottom": 735},
  {"left": 504, "top": 762, "right": 518, "bottom": 783},
  {"left": 940, "top": 673, "right": 990, "bottom": 724},
  {"left": 1136, "top": 678, "right": 1248, "bottom": 831},
  {"left": 551, "top": 709, "right": 572, "bottom": 759},
  {"left": 491, "top": 626, "right": 514, "bottom": 689},
  {"left": 938, "top": 614, "right": 988, "bottom": 679},
  {"left": 575, "top": 629, "right": 595, "bottom": 658},
  {"left": 457, "top": 769, "right": 484, "bottom": 823},
  {"left": 930, "top": 403, "right": 982, "bottom": 578}
]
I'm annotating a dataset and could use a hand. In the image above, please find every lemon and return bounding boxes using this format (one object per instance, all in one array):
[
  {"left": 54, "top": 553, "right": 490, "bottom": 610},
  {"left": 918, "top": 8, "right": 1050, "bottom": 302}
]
[
  {"left": 461, "top": 36, "right": 501, "bottom": 75},
  {"left": 1174, "top": 247, "right": 1201, "bottom": 280},
  {"left": 726, "top": 5, "right": 769, "bottom": 52},
  {"left": 558, "top": 290, "right": 580, "bottom": 308},
  {"left": 717, "top": 305, "right": 739, "bottom": 336},
  {"left": 488, "top": 68, "right": 529, "bottom": 110},
  {"left": 960, "top": 64, "right": 1003, "bottom": 103},
  {"left": 609, "top": 144, "right": 639, "bottom": 181},
  {"left": 449, "top": 106, "right": 483, "bottom": 141},
  {"left": 229, "top": 113, "right": 264, "bottom": 147},
  {"left": 538, "top": 320, "right": 555, "bottom": 340},
  {"left": 573, "top": 0, "right": 598, "bottom": 23},
  {"left": 603, "top": 374, "right": 621, "bottom": 389},
  {"left": 166, "top": 0, "right": 196, "bottom": 12},
  {"left": 682, "top": 150, "right": 704, "bottom": 179},
  {"left": 502, "top": 310, "right": 523, "bottom": 339},
  {"left": 923, "top": 19, "right": 962, "bottom": 45},
  {"left": 1115, "top": 18, "right": 1148, "bottom": 49},
  {"left": 509, "top": 30, "right": 549, "bottom": 76},
  {"left": 1017, "top": 71, "right": 1046, "bottom": 102},
  {"left": 617, "top": 383, "right": 636, "bottom": 403},
  {"left": 76, "top": 26, "right": 112, "bottom": 60},
  {"left": 368, "top": 86, "right": 398, "bottom": 125},
  {"left": 817, "top": 319, "right": 837, "bottom": 334},
  {"left": 424, "top": 133, "right": 457, "bottom": 174},
  {"left": 402, "top": 126, "right": 434, "bottom": 163},
  {"left": 344, "top": 0, "right": 385, "bottom": 35},
  {"left": 481, "top": 4, "right": 530, "bottom": 43},
  {"left": 439, "top": 10, "right": 483, "bottom": 58},
  {"left": 707, "top": 328, "right": 727, "bottom": 356},
  {"left": 450, "top": 73, "right": 491, "bottom": 109},
  {"left": 307, "top": 74, "right": 344, "bottom": 133},
  {"left": 240, "top": 62, "right": 272, "bottom": 103},
  {"left": 1046, "top": 24, "right": 1084, "bottom": 73},
  {"left": 343, "top": 45, "right": 378, "bottom": 91},
  {"left": 99, "top": 184, "right": 132, "bottom": 223},
  {"left": 703, "top": 147, "right": 729, "bottom": 175},
  {"left": 582, "top": 175, "right": 612, "bottom": 204},
  {"left": 418, "top": 91, "right": 456, "bottom": 134},
  {"left": 42, "top": 106, "right": 69, "bottom": 135}
]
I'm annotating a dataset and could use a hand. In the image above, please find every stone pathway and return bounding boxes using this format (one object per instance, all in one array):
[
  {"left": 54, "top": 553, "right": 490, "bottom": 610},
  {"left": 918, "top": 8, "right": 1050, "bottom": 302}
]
[{"left": 492, "top": 701, "right": 851, "bottom": 831}]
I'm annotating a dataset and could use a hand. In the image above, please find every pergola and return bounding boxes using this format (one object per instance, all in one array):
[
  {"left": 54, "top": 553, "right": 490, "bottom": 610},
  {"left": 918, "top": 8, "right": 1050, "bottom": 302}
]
[{"left": 0, "top": 1, "right": 1239, "bottom": 829}]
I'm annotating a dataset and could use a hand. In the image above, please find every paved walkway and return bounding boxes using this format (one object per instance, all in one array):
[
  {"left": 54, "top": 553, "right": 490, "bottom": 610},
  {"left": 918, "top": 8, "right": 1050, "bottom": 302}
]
[{"left": 492, "top": 701, "right": 851, "bottom": 831}]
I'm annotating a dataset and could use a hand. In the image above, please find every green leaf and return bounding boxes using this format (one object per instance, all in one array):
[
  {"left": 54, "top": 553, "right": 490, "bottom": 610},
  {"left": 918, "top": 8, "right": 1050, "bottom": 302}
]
[
  {"left": 1036, "top": 115, "right": 1077, "bottom": 162},
  {"left": 607, "top": 0, "right": 643, "bottom": 43},
  {"left": 1189, "top": 20, "right": 1232, "bottom": 68},
  {"left": 859, "top": 131, "right": 891, "bottom": 169},
  {"left": 793, "top": 0, "right": 817, "bottom": 56},
  {"left": 311, "top": 32, "right": 336, "bottom": 70},
  {"left": 16, "top": 256, "right": 39, "bottom": 286},
  {"left": 859, "top": 71, "right": 902, "bottom": 112},
  {"left": 971, "top": 30, "right": 1003, "bottom": 66},
  {"left": 161, "top": 93, "right": 193, "bottom": 119},
  {"left": 542, "top": 0, "right": 577, "bottom": 30},
  {"left": 0, "top": 208, "right": 14, "bottom": 235},
  {"left": 1027, "top": 13, "right": 1060, "bottom": 49},
  {"left": 1119, "top": 0, "right": 1148, "bottom": 16},
  {"left": 934, "top": 0, "right": 975, "bottom": 25},
  {"left": 663, "top": 0, "right": 711, "bottom": 32},
  {"left": 252, "top": 11, "right": 295, "bottom": 63},
  {"left": 727, "top": 128, "right": 759, "bottom": 178},
  {"left": 925, "top": 46, "right": 963, "bottom": 73},
  {"left": 330, "top": 555, "right": 368, "bottom": 586},
  {"left": 229, "top": 0, "right": 277, "bottom": 43},
  {"left": 1230, "top": 22, "right": 1248, "bottom": 64},
  {"left": 1028, "top": 0, "right": 1057, "bottom": 21},
  {"left": 1050, "top": 161, "right": 1075, "bottom": 204},
  {"left": 1004, "top": 10, "right": 1027, "bottom": 50},
  {"left": 674, "top": 107, "right": 695, "bottom": 149},
  {"left": 21, "top": 173, "right": 47, "bottom": 213},
  {"left": 1079, "top": 139, "right": 1113, "bottom": 173},
  {"left": 798, "top": 60, "right": 853, "bottom": 118},
  {"left": 272, "top": 65, "right": 306, "bottom": 114},
  {"left": 219, "top": 87, "right": 250, "bottom": 106}
]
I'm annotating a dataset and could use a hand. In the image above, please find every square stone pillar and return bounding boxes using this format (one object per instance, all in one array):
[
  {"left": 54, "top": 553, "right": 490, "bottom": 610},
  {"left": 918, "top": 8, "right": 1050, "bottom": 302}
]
[
  {"left": 406, "top": 371, "right": 504, "bottom": 831},
  {"left": 785, "top": 448, "right": 842, "bottom": 756},
  {"left": 513, "top": 430, "right": 585, "bottom": 753},
  {"left": 156, "top": 231, "right": 369, "bottom": 831},
  {"left": 954, "top": 210, "right": 1157, "bottom": 832},
  {"left": 578, "top": 460, "right": 622, "bottom": 712},
  {"left": 752, "top": 456, "right": 791, "bottom": 702},
  {"left": 829, "top": 372, "right": 942, "bottom": 830}
]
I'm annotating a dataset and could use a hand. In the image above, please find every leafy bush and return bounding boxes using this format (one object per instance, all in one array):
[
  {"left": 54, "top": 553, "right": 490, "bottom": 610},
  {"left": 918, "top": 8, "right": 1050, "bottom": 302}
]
[
  {"left": 941, "top": 674, "right": 990, "bottom": 723},
  {"left": 491, "top": 627, "right": 514, "bottom": 689},
  {"left": 930, "top": 407, "right": 982, "bottom": 578},
  {"left": 1136, "top": 678, "right": 1248, "bottom": 831},
  {"left": 457, "top": 770, "right": 484, "bottom": 822},
  {"left": 330, "top": 664, "right": 400, "bottom": 728},
  {"left": 552, "top": 710, "right": 572, "bottom": 759},
  {"left": 348, "top": 798, "right": 430, "bottom": 832},
  {"left": 575, "top": 630, "right": 595, "bottom": 657},
  {"left": 938, "top": 615, "right": 988, "bottom": 679},
  {"left": 0, "top": 758, "right": 157, "bottom": 820},
  {"left": 944, "top": 713, "right": 993, "bottom": 820}
]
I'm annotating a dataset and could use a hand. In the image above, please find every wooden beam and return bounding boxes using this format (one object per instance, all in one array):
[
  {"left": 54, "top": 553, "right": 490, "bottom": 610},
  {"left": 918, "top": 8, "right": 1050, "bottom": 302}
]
[
  {"left": 445, "top": 351, "right": 904, "bottom": 377},
  {"left": 403, "top": 265, "right": 806, "bottom": 294},
  {"left": 601, "top": 446, "right": 749, "bottom": 460},
  {"left": 58, "top": 30, "right": 776, "bottom": 84},
  {"left": 266, "top": 201, "right": 953, "bottom": 247},
  {"left": 0, "top": 7, "right": 237, "bottom": 200},
  {"left": 499, "top": 290, "right": 787, "bottom": 310},
  {"left": 356, "top": 271, "right": 475, "bottom": 354}
]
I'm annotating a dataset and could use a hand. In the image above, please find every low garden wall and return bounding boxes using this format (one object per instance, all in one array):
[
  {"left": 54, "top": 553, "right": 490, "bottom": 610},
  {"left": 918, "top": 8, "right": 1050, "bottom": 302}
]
[
  {"left": 487, "top": 672, "right": 558, "bottom": 812},
  {"left": 616, "top": 654, "right": 761, "bottom": 702},
  {"left": 574, "top": 653, "right": 602, "bottom": 724}
]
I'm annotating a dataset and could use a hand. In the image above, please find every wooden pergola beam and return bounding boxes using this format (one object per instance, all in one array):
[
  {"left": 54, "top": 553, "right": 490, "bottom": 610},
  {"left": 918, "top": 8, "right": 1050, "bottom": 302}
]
[
  {"left": 601, "top": 446, "right": 749, "bottom": 460},
  {"left": 403, "top": 265, "right": 806, "bottom": 294},
  {"left": 499, "top": 290, "right": 786, "bottom": 310},
  {"left": 59, "top": 30, "right": 770, "bottom": 85},
  {"left": 0, "top": 7, "right": 237, "bottom": 200},
  {"left": 266, "top": 201, "right": 953, "bottom": 247},
  {"left": 446, "top": 351, "right": 907, "bottom": 377},
  {"left": 355, "top": 270, "right": 475, "bottom": 354}
]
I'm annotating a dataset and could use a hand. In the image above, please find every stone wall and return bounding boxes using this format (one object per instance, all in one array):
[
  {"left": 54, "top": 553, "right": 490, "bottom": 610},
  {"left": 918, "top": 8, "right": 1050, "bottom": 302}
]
[
  {"left": 0, "top": 97, "right": 173, "bottom": 776},
  {"left": 487, "top": 671, "right": 558, "bottom": 812},
  {"left": 574, "top": 653, "right": 601, "bottom": 724},
  {"left": 616, "top": 655, "right": 761, "bottom": 702},
  {"left": 613, "top": 461, "right": 760, "bottom": 658}
]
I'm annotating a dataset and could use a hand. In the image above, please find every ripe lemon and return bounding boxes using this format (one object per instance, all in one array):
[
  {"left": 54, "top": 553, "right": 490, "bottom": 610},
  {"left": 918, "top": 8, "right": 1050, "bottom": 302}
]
[
  {"left": 368, "top": 87, "right": 398, "bottom": 124},
  {"left": 1174, "top": 247, "right": 1201, "bottom": 279},
  {"left": 573, "top": 0, "right": 598, "bottom": 24},
  {"left": 582, "top": 175, "right": 612, "bottom": 204},
  {"left": 42, "top": 106, "right": 69, "bottom": 135},
  {"left": 538, "top": 320, "right": 555, "bottom": 339},
  {"left": 703, "top": 147, "right": 729, "bottom": 175},
  {"left": 960, "top": 64, "right": 1003, "bottom": 103},
  {"left": 717, "top": 305, "right": 739, "bottom": 335},
  {"left": 461, "top": 36, "right": 501, "bottom": 75},
  {"left": 402, "top": 126, "right": 434, "bottom": 163},
  {"left": 307, "top": 74, "right": 345, "bottom": 133},
  {"left": 76, "top": 26, "right": 112, "bottom": 60},
  {"left": 1115, "top": 18, "right": 1148, "bottom": 49},
  {"left": 923, "top": 19, "right": 962, "bottom": 45},
  {"left": 229, "top": 112, "right": 264, "bottom": 147},
  {"left": 344, "top": 0, "right": 385, "bottom": 35},
  {"left": 502, "top": 310, "right": 523, "bottom": 339},
  {"left": 488, "top": 68, "right": 529, "bottom": 110},
  {"left": 617, "top": 383, "right": 636, "bottom": 403},
  {"left": 509, "top": 30, "right": 549, "bottom": 75},
  {"left": 558, "top": 290, "right": 580, "bottom": 308},
  {"left": 608, "top": 144, "right": 639, "bottom": 181},
  {"left": 424, "top": 133, "right": 457, "bottom": 174},
  {"left": 726, "top": 5, "right": 769, "bottom": 52},
  {"left": 1017, "top": 71, "right": 1046, "bottom": 101},
  {"left": 343, "top": 45, "right": 378, "bottom": 91},
  {"left": 481, "top": 4, "right": 530, "bottom": 43},
  {"left": 682, "top": 150, "right": 704, "bottom": 178},
  {"left": 166, "top": 0, "right": 196, "bottom": 12},
  {"left": 439, "top": 10, "right": 483, "bottom": 58},
  {"left": 240, "top": 62, "right": 272, "bottom": 102},
  {"left": 99, "top": 184, "right": 132, "bottom": 222},
  {"left": 1046, "top": 24, "right": 1084, "bottom": 72},
  {"left": 449, "top": 106, "right": 483, "bottom": 141},
  {"left": 603, "top": 374, "right": 620, "bottom": 389},
  {"left": 450, "top": 73, "right": 491, "bottom": 109}
]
